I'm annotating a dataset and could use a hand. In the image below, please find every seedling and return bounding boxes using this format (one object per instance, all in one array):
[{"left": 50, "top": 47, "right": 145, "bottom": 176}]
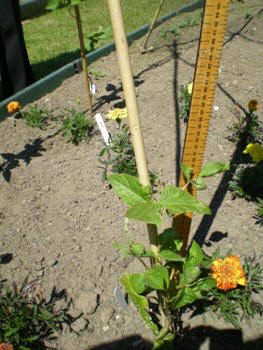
[
  {"left": 61, "top": 108, "right": 95, "bottom": 144},
  {"left": 21, "top": 105, "right": 51, "bottom": 130}
]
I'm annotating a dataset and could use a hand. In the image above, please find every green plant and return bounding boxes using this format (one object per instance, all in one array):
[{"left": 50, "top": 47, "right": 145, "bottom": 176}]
[
  {"left": 201, "top": 254, "right": 263, "bottom": 328},
  {"left": 160, "top": 25, "right": 181, "bottom": 39},
  {"left": 98, "top": 125, "right": 137, "bottom": 181},
  {"left": 21, "top": 106, "right": 51, "bottom": 130},
  {"left": 227, "top": 103, "right": 263, "bottom": 145},
  {"left": 98, "top": 125, "right": 158, "bottom": 185},
  {"left": 61, "top": 108, "right": 95, "bottom": 144},
  {"left": 0, "top": 278, "right": 71, "bottom": 350},
  {"left": 89, "top": 68, "right": 107, "bottom": 80},
  {"left": 109, "top": 161, "right": 262, "bottom": 349},
  {"left": 245, "top": 9, "right": 252, "bottom": 19},
  {"left": 229, "top": 162, "right": 263, "bottom": 226},
  {"left": 178, "top": 83, "right": 192, "bottom": 122},
  {"left": 178, "top": 13, "right": 202, "bottom": 28}
]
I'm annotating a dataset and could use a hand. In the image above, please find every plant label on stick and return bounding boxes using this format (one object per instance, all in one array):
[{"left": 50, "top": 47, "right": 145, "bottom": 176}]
[
  {"left": 90, "top": 82, "right": 96, "bottom": 95},
  {"left": 95, "top": 113, "right": 112, "bottom": 145}
]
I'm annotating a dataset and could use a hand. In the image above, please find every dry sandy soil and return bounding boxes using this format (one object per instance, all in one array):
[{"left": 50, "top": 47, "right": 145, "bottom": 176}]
[{"left": 1, "top": 1, "right": 263, "bottom": 349}]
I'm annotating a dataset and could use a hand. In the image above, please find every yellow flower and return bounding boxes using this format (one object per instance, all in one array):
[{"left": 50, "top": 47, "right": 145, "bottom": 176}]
[
  {"left": 0, "top": 344, "right": 13, "bottom": 350},
  {"left": 211, "top": 255, "right": 246, "bottom": 291},
  {"left": 7, "top": 101, "right": 21, "bottom": 114},
  {"left": 248, "top": 99, "right": 259, "bottom": 112},
  {"left": 243, "top": 143, "right": 263, "bottom": 163},
  {"left": 187, "top": 82, "right": 193, "bottom": 95},
  {"left": 106, "top": 108, "right": 128, "bottom": 121}
]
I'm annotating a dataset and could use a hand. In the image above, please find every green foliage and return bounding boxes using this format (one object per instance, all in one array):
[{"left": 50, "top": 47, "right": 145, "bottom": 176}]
[
  {"left": 89, "top": 68, "right": 107, "bottom": 80},
  {"left": 98, "top": 125, "right": 158, "bottom": 184},
  {"left": 227, "top": 106, "right": 263, "bottom": 145},
  {"left": 0, "top": 278, "right": 70, "bottom": 349},
  {"left": 110, "top": 162, "right": 262, "bottom": 346},
  {"left": 160, "top": 25, "right": 181, "bottom": 39},
  {"left": 229, "top": 163, "right": 263, "bottom": 201},
  {"left": 183, "top": 161, "right": 230, "bottom": 191},
  {"left": 46, "top": 0, "right": 83, "bottom": 10},
  {"left": 229, "top": 162, "right": 263, "bottom": 226},
  {"left": 120, "top": 273, "right": 159, "bottom": 335},
  {"left": 178, "top": 14, "right": 202, "bottom": 28},
  {"left": 202, "top": 256, "right": 263, "bottom": 328},
  {"left": 61, "top": 108, "right": 95, "bottom": 144},
  {"left": 178, "top": 84, "right": 192, "bottom": 122},
  {"left": 99, "top": 126, "right": 137, "bottom": 181},
  {"left": 21, "top": 105, "right": 51, "bottom": 130},
  {"left": 85, "top": 27, "right": 112, "bottom": 53}
]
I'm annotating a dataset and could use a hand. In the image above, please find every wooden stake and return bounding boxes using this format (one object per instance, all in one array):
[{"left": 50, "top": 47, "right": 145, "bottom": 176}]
[
  {"left": 107, "top": 0, "right": 158, "bottom": 253},
  {"left": 141, "top": 0, "right": 165, "bottom": 53},
  {"left": 74, "top": 5, "right": 93, "bottom": 118}
]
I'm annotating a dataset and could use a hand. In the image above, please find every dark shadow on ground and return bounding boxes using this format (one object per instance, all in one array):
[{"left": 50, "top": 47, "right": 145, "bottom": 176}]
[
  {"left": 223, "top": 8, "right": 263, "bottom": 47},
  {"left": 87, "top": 328, "right": 263, "bottom": 350},
  {"left": 174, "top": 325, "right": 263, "bottom": 350},
  {"left": 31, "top": 49, "right": 82, "bottom": 81},
  {"left": 0, "top": 137, "right": 46, "bottom": 182},
  {"left": 88, "top": 335, "right": 152, "bottom": 350},
  {"left": 0, "top": 129, "right": 60, "bottom": 182}
]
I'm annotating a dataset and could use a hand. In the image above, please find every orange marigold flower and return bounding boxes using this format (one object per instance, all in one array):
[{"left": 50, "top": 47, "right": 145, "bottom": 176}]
[
  {"left": 7, "top": 101, "right": 21, "bottom": 113},
  {"left": 211, "top": 255, "right": 246, "bottom": 291},
  {"left": 0, "top": 344, "right": 13, "bottom": 350},
  {"left": 248, "top": 99, "right": 259, "bottom": 112}
]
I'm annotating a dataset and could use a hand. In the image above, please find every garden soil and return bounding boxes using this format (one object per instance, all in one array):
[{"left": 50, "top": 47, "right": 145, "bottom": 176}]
[{"left": 1, "top": 1, "right": 263, "bottom": 349}]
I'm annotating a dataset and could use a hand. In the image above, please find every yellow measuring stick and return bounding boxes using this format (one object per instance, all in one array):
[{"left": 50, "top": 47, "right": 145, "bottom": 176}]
[{"left": 173, "top": 0, "right": 230, "bottom": 253}]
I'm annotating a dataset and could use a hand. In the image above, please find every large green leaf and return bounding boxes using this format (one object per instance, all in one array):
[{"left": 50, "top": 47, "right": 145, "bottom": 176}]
[
  {"left": 183, "top": 264, "right": 201, "bottom": 284},
  {"left": 144, "top": 266, "right": 169, "bottom": 290},
  {"left": 109, "top": 174, "right": 151, "bottom": 207},
  {"left": 130, "top": 273, "right": 145, "bottom": 294},
  {"left": 158, "top": 228, "right": 183, "bottom": 252},
  {"left": 120, "top": 273, "right": 158, "bottom": 335},
  {"left": 199, "top": 161, "right": 230, "bottom": 177},
  {"left": 126, "top": 202, "right": 163, "bottom": 226},
  {"left": 188, "top": 240, "right": 204, "bottom": 265},
  {"left": 158, "top": 185, "right": 211, "bottom": 215},
  {"left": 198, "top": 278, "right": 217, "bottom": 291},
  {"left": 159, "top": 250, "right": 185, "bottom": 262},
  {"left": 173, "top": 287, "right": 198, "bottom": 309}
]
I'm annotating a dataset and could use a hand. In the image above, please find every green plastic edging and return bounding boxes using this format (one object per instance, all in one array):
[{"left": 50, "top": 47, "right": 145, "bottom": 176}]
[
  {"left": 20, "top": 0, "right": 47, "bottom": 20},
  {"left": 0, "top": 0, "right": 204, "bottom": 120}
]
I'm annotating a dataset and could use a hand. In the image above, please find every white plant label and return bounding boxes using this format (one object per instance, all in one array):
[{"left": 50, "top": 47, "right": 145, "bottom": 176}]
[
  {"left": 90, "top": 83, "right": 96, "bottom": 95},
  {"left": 95, "top": 113, "right": 111, "bottom": 145}
]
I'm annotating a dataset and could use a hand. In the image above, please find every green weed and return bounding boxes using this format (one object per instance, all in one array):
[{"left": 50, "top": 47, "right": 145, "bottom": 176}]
[
  {"left": 61, "top": 108, "right": 95, "bottom": 144},
  {"left": 21, "top": 105, "right": 51, "bottom": 130}
]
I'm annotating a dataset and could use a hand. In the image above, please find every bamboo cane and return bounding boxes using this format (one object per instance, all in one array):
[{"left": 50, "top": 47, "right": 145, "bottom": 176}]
[
  {"left": 107, "top": 0, "right": 158, "bottom": 254},
  {"left": 74, "top": 5, "right": 93, "bottom": 118},
  {"left": 140, "top": 0, "right": 166, "bottom": 53}
]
